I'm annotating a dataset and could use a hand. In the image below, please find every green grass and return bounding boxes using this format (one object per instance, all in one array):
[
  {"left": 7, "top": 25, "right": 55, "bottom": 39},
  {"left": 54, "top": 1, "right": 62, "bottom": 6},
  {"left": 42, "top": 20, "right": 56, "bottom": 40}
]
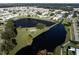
[
  {"left": 9, "top": 27, "right": 47, "bottom": 55},
  {"left": 62, "top": 25, "right": 73, "bottom": 55},
  {"left": 65, "top": 27, "right": 70, "bottom": 42},
  {"left": 0, "top": 26, "right": 3, "bottom": 33},
  {"left": 16, "top": 16, "right": 39, "bottom": 19},
  {"left": 16, "top": 16, "right": 28, "bottom": 18},
  {"left": 54, "top": 46, "right": 61, "bottom": 55}
]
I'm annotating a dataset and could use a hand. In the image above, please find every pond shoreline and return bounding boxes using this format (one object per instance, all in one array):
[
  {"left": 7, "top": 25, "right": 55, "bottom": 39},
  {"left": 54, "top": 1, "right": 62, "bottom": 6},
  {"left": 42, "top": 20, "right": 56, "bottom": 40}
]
[{"left": 14, "top": 18, "right": 55, "bottom": 28}]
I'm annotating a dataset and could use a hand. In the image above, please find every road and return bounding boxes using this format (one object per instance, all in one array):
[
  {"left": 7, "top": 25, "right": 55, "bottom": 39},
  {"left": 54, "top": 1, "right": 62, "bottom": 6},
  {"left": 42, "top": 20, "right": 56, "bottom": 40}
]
[
  {"left": 73, "top": 20, "right": 79, "bottom": 41},
  {"left": 73, "top": 19, "right": 79, "bottom": 55},
  {"left": 61, "top": 48, "right": 63, "bottom": 55}
]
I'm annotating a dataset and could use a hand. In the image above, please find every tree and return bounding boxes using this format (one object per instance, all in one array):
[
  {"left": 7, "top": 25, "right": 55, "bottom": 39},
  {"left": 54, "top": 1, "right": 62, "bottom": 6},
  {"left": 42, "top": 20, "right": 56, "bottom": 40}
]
[
  {"left": 72, "top": 12, "right": 77, "bottom": 18},
  {"left": 66, "top": 46, "right": 70, "bottom": 55},
  {"left": 36, "top": 23, "right": 46, "bottom": 30},
  {"left": 36, "top": 11, "right": 42, "bottom": 15},
  {"left": 50, "top": 13, "right": 54, "bottom": 16},
  {"left": 64, "top": 13, "right": 69, "bottom": 18},
  {"left": 5, "top": 19, "right": 17, "bottom": 35},
  {"left": 5, "top": 20, "right": 14, "bottom": 30},
  {"left": 1, "top": 39, "right": 15, "bottom": 54},
  {"left": 1, "top": 29, "right": 16, "bottom": 54},
  {"left": 70, "top": 40, "right": 79, "bottom": 44},
  {"left": 27, "top": 14, "right": 31, "bottom": 17},
  {"left": 13, "top": 12, "right": 16, "bottom": 14},
  {"left": 63, "top": 20, "right": 72, "bottom": 26},
  {"left": 61, "top": 7, "right": 73, "bottom": 11},
  {"left": 1, "top": 30, "right": 16, "bottom": 41},
  {"left": 1, "top": 19, "right": 17, "bottom": 54}
]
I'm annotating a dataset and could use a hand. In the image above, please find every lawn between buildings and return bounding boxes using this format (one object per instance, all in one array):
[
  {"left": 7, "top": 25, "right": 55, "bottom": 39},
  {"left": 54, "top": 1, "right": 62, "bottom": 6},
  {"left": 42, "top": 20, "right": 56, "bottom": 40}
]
[{"left": 9, "top": 27, "right": 48, "bottom": 55}]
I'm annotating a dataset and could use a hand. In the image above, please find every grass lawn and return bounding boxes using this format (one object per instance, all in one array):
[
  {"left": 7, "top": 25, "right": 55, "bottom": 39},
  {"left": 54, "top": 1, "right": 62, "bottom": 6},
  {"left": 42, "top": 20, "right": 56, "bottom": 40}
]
[
  {"left": 9, "top": 27, "right": 48, "bottom": 55},
  {"left": 64, "top": 26, "right": 71, "bottom": 42},
  {"left": 0, "top": 26, "right": 3, "bottom": 33},
  {"left": 62, "top": 26, "right": 73, "bottom": 55},
  {"left": 16, "top": 16, "right": 40, "bottom": 19}
]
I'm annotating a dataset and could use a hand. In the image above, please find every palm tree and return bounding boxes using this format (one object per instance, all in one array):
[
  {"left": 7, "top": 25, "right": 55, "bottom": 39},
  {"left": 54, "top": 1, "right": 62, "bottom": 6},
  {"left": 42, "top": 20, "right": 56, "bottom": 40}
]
[{"left": 66, "top": 46, "right": 70, "bottom": 55}]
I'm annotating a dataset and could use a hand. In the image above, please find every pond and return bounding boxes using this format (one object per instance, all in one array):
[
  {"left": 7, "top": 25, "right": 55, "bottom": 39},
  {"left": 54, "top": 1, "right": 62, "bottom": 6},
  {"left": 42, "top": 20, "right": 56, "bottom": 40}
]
[
  {"left": 14, "top": 18, "right": 54, "bottom": 27},
  {"left": 15, "top": 18, "right": 67, "bottom": 55}
]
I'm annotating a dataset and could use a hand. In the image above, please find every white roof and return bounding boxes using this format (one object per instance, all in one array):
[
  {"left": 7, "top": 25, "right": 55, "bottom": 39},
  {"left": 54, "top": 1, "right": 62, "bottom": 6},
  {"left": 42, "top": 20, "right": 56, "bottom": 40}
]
[
  {"left": 69, "top": 47, "right": 75, "bottom": 51},
  {"left": 76, "top": 49, "right": 79, "bottom": 55}
]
